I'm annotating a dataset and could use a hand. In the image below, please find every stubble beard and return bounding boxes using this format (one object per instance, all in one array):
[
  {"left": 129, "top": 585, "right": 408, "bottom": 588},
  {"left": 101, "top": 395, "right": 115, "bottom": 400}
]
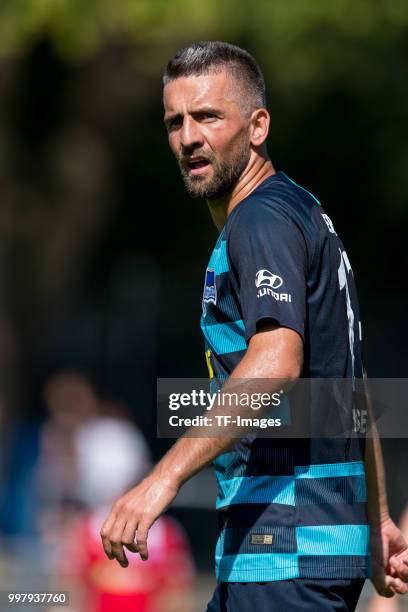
[{"left": 178, "top": 140, "right": 251, "bottom": 200}]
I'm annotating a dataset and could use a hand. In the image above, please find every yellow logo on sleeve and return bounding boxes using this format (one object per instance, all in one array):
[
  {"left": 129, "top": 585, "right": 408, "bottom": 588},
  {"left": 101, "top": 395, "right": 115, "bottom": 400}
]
[{"left": 205, "top": 349, "right": 214, "bottom": 379}]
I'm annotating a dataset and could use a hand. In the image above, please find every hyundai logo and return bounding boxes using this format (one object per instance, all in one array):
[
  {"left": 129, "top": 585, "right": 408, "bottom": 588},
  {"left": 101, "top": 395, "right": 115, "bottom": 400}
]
[{"left": 255, "top": 269, "right": 283, "bottom": 290}]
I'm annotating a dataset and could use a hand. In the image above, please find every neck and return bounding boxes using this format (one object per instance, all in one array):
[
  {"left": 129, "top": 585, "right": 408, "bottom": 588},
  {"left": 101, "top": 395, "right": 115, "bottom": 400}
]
[{"left": 207, "top": 152, "right": 276, "bottom": 231}]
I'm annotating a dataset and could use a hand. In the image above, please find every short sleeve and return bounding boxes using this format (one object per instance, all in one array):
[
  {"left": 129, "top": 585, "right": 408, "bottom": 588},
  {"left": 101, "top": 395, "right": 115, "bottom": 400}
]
[{"left": 227, "top": 200, "right": 308, "bottom": 342}]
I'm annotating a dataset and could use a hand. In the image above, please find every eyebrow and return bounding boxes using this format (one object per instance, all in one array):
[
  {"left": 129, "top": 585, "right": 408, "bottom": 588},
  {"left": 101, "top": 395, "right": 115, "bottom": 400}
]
[{"left": 164, "top": 106, "right": 224, "bottom": 126}]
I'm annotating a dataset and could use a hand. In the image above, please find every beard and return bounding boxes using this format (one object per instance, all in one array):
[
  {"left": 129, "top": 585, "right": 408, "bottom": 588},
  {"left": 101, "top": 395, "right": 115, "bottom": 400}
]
[{"left": 178, "top": 138, "right": 251, "bottom": 200}]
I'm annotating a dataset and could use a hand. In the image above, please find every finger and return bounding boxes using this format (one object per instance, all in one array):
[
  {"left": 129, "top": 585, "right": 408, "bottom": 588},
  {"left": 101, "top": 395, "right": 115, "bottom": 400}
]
[
  {"left": 384, "top": 576, "right": 408, "bottom": 596},
  {"left": 100, "top": 511, "right": 118, "bottom": 559},
  {"left": 122, "top": 519, "right": 139, "bottom": 553},
  {"left": 393, "top": 578, "right": 408, "bottom": 594},
  {"left": 136, "top": 520, "right": 151, "bottom": 561},
  {"left": 378, "top": 577, "right": 396, "bottom": 598},
  {"left": 391, "top": 552, "right": 408, "bottom": 565},
  {"left": 377, "top": 574, "right": 396, "bottom": 598},
  {"left": 109, "top": 516, "right": 129, "bottom": 568},
  {"left": 390, "top": 558, "right": 408, "bottom": 582}
]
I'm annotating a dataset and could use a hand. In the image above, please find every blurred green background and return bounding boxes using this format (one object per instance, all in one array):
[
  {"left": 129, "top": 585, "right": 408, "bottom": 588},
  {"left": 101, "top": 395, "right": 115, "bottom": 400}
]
[{"left": 0, "top": 1, "right": 407, "bottom": 608}]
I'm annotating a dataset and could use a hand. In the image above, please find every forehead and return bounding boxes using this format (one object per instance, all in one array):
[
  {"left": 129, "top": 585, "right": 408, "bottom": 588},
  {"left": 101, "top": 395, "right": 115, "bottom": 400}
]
[{"left": 163, "top": 71, "right": 238, "bottom": 113}]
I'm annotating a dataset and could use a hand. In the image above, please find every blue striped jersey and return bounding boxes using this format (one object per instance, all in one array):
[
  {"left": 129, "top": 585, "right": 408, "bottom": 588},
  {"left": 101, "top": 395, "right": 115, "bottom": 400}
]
[{"left": 200, "top": 171, "right": 370, "bottom": 582}]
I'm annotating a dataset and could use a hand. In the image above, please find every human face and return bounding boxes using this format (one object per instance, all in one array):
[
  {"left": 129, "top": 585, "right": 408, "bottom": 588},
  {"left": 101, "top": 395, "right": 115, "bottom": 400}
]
[{"left": 163, "top": 71, "right": 251, "bottom": 200}]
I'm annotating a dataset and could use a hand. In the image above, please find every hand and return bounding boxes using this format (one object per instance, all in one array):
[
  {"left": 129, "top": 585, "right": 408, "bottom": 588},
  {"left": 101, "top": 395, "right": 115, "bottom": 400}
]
[
  {"left": 370, "top": 516, "right": 408, "bottom": 597},
  {"left": 100, "top": 472, "right": 179, "bottom": 567}
]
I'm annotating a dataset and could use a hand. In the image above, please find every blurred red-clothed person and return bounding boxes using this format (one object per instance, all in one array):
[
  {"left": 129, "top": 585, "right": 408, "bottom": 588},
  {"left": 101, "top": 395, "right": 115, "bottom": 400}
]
[{"left": 53, "top": 414, "right": 195, "bottom": 612}]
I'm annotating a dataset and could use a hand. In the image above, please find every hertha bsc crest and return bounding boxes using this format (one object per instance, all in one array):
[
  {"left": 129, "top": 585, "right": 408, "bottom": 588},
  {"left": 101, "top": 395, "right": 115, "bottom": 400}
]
[{"left": 203, "top": 268, "right": 217, "bottom": 314}]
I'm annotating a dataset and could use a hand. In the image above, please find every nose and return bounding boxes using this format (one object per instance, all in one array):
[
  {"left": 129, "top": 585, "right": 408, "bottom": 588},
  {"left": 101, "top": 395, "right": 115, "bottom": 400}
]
[{"left": 180, "top": 116, "right": 204, "bottom": 152}]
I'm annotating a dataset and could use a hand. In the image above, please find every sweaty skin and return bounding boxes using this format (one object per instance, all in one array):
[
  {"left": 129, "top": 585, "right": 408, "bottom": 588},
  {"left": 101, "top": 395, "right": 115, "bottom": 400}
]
[{"left": 101, "top": 70, "right": 408, "bottom": 598}]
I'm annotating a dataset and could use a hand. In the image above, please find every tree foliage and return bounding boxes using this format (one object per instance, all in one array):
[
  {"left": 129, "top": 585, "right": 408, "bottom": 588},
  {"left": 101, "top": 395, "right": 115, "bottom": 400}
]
[{"left": 1, "top": 0, "right": 407, "bottom": 91}]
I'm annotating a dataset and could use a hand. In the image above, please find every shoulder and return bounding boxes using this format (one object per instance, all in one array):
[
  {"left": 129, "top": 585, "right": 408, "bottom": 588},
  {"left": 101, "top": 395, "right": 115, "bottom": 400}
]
[
  {"left": 226, "top": 172, "right": 322, "bottom": 261},
  {"left": 229, "top": 172, "right": 319, "bottom": 231}
]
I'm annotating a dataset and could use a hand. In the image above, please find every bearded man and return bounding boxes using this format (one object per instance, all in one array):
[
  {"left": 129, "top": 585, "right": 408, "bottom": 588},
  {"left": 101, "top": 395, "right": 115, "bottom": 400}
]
[{"left": 101, "top": 41, "right": 408, "bottom": 611}]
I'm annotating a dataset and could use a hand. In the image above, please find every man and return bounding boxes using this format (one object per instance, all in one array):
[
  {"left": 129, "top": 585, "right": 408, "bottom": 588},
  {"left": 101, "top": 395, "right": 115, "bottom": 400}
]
[{"left": 101, "top": 41, "right": 408, "bottom": 610}]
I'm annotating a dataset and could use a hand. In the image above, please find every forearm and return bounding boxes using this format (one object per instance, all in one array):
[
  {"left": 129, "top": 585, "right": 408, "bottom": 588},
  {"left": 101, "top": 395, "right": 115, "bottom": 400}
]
[
  {"left": 365, "top": 426, "right": 389, "bottom": 525},
  {"left": 153, "top": 435, "right": 234, "bottom": 488},
  {"left": 364, "top": 378, "right": 389, "bottom": 526},
  {"left": 153, "top": 326, "right": 302, "bottom": 489},
  {"left": 153, "top": 376, "right": 285, "bottom": 489},
  {"left": 100, "top": 327, "right": 304, "bottom": 566}
]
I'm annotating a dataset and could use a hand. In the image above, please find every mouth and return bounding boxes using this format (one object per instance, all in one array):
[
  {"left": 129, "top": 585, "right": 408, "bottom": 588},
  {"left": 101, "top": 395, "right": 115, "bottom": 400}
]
[{"left": 184, "top": 157, "right": 212, "bottom": 176}]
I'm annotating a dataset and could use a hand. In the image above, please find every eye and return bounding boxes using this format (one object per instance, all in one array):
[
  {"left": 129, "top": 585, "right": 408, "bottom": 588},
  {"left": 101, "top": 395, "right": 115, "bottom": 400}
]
[
  {"left": 197, "top": 112, "right": 217, "bottom": 122},
  {"left": 167, "top": 117, "right": 182, "bottom": 131}
]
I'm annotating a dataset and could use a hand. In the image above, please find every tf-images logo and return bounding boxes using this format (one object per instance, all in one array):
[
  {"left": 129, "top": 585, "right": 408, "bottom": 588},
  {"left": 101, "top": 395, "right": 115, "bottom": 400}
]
[{"left": 255, "top": 269, "right": 292, "bottom": 302}]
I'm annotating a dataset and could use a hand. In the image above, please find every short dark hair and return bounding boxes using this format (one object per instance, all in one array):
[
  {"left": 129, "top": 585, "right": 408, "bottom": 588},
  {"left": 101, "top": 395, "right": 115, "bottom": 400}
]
[{"left": 163, "top": 41, "right": 266, "bottom": 112}]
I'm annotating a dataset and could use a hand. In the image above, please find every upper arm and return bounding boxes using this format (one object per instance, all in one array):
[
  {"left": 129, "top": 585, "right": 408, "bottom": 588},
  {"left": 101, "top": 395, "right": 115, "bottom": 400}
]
[
  {"left": 227, "top": 201, "right": 309, "bottom": 344},
  {"left": 232, "top": 320, "right": 303, "bottom": 380}
]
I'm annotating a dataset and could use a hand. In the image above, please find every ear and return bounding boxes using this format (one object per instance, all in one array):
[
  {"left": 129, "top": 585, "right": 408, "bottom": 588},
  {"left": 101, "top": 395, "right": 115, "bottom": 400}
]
[{"left": 249, "top": 108, "right": 270, "bottom": 147}]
